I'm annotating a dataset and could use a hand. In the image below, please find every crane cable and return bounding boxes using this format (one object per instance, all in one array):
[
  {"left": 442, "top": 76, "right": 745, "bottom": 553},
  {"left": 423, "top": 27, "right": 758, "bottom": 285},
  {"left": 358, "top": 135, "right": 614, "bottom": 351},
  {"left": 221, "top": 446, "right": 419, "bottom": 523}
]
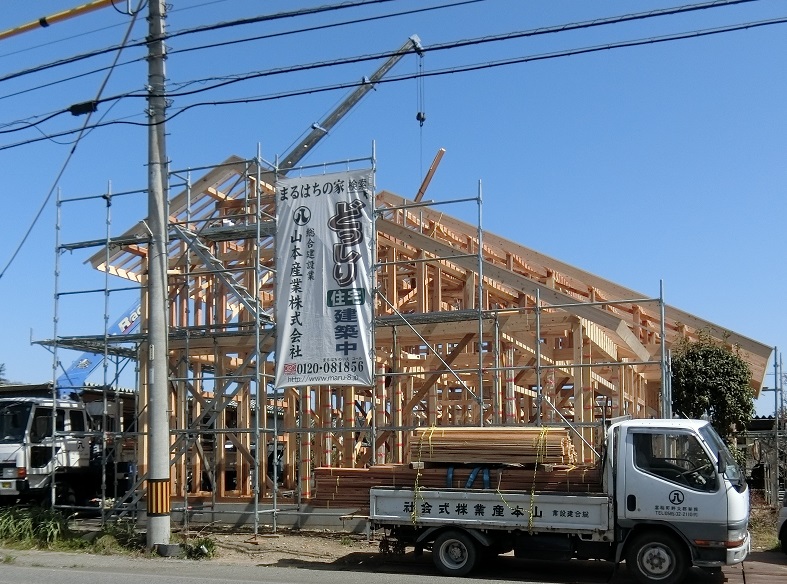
[{"left": 416, "top": 48, "right": 426, "bottom": 181}]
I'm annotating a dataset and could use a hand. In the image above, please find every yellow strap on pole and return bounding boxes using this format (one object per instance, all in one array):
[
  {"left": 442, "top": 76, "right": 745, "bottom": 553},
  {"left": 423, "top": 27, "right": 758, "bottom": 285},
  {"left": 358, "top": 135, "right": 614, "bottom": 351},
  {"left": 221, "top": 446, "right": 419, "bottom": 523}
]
[{"left": 0, "top": 0, "right": 117, "bottom": 42}]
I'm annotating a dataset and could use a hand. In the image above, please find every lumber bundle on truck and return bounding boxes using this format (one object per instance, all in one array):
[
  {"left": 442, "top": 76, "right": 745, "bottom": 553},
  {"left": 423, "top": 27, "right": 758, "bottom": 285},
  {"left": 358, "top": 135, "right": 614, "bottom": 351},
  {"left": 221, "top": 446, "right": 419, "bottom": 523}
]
[
  {"left": 408, "top": 426, "right": 578, "bottom": 466},
  {"left": 310, "top": 463, "right": 602, "bottom": 509}
]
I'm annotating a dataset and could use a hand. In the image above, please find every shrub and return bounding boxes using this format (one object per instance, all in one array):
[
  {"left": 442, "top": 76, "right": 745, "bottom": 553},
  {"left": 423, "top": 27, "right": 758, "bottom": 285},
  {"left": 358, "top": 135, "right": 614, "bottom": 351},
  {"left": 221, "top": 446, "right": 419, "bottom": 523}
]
[{"left": 182, "top": 536, "right": 216, "bottom": 560}]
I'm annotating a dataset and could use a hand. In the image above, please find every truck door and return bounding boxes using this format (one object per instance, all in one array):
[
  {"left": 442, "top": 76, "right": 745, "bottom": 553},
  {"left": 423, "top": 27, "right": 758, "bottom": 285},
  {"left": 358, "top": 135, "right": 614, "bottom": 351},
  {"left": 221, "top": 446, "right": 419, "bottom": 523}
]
[
  {"left": 29, "top": 407, "right": 65, "bottom": 469},
  {"left": 66, "top": 409, "right": 89, "bottom": 467},
  {"left": 620, "top": 428, "right": 727, "bottom": 541}
]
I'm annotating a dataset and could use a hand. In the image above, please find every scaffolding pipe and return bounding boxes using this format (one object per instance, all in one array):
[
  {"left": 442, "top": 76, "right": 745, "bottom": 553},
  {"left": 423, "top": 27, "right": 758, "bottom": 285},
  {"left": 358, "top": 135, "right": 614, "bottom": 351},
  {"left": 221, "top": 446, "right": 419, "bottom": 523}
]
[
  {"left": 660, "top": 280, "right": 671, "bottom": 418},
  {"left": 50, "top": 191, "right": 63, "bottom": 509},
  {"left": 100, "top": 184, "right": 112, "bottom": 523},
  {"left": 536, "top": 289, "right": 543, "bottom": 426},
  {"left": 253, "top": 147, "right": 263, "bottom": 535},
  {"left": 476, "top": 181, "right": 484, "bottom": 426}
]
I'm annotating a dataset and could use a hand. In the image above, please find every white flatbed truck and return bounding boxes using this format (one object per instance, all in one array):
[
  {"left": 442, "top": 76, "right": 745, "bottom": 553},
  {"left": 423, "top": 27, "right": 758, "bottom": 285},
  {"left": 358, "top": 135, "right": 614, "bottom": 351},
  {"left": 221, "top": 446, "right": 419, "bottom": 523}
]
[{"left": 370, "top": 418, "right": 750, "bottom": 584}]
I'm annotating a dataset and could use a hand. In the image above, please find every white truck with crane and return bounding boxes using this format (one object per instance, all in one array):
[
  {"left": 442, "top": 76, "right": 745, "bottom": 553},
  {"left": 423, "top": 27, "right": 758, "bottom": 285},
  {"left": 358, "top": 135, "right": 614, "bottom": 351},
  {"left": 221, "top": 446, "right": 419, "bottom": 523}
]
[
  {"left": 0, "top": 302, "right": 141, "bottom": 506},
  {"left": 370, "top": 418, "right": 750, "bottom": 584}
]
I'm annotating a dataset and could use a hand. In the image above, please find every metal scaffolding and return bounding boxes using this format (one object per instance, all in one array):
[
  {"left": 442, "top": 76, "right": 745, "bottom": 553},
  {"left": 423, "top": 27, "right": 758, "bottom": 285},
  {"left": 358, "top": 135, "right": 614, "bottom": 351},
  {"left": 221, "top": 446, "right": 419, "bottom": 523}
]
[{"left": 35, "top": 147, "right": 773, "bottom": 530}]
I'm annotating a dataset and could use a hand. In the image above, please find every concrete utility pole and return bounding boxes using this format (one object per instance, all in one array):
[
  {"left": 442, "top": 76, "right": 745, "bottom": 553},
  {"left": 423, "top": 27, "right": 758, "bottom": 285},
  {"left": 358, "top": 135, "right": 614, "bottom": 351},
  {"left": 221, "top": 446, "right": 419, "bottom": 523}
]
[{"left": 146, "top": 0, "right": 171, "bottom": 549}]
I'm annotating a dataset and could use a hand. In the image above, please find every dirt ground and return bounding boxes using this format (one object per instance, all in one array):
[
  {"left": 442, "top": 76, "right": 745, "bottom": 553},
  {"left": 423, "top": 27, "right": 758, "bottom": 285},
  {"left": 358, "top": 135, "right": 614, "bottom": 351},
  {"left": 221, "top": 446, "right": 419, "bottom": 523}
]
[{"left": 181, "top": 527, "right": 381, "bottom": 566}]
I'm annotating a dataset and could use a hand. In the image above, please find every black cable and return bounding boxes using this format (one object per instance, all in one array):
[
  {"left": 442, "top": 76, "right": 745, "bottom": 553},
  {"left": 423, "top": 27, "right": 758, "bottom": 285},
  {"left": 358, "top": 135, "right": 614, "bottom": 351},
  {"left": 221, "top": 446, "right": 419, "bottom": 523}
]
[
  {"left": 162, "top": 0, "right": 771, "bottom": 99},
  {"left": 167, "top": 0, "right": 484, "bottom": 65},
  {"left": 0, "top": 0, "right": 401, "bottom": 86},
  {"left": 111, "top": 0, "right": 148, "bottom": 15},
  {"left": 3, "top": 13, "right": 785, "bottom": 153},
  {"left": 1, "top": 0, "right": 772, "bottom": 135},
  {"left": 0, "top": 0, "right": 762, "bottom": 94},
  {"left": 0, "top": 0, "right": 482, "bottom": 104},
  {"left": 104, "top": 7, "right": 787, "bottom": 102},
  {"left": 0, "top": 1, "right": 145, "bottom": 282}
]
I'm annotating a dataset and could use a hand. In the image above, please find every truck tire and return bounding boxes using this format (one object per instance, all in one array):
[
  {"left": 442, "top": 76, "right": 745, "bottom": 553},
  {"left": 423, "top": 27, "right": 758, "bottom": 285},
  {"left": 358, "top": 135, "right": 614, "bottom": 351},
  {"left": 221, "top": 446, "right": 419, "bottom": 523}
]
[
  {"left": 55, "top": 483, "right": 76, "bottom": 507},
  {"left": 432, "top": 530, "right": 477, "bottom": 577},
  {"left": 626, "top": 532, "right": 688, "bottom": 584}
]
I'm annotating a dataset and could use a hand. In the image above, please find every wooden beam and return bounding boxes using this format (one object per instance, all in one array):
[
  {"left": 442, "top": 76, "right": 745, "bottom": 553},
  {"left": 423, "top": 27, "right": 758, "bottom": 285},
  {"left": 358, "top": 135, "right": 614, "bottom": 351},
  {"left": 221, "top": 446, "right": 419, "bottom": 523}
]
[
  {"left": 414, "top": 148, "right": 445, "bottom": 202},
  {"left": 378, "top": 219, "right": 651, "bottom": 362},
  {"left": 404, "top": 333, "right": 475, "bottom": 412}
]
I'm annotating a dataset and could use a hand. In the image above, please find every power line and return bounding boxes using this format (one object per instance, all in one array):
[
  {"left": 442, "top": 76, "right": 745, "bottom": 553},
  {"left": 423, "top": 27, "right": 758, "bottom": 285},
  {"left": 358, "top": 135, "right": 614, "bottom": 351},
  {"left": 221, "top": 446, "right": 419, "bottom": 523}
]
[
  {"left": 2, "top": 13, "right": 785, "bottom": 153},
  {"left": 167, "top": 0, "right": 485, "bottom": 63},
  {"left": 162, "top": 0, "right": 768, "bottom": 98},
  {"left": 0, "top": 0, "right": 488, "bottom": 105},
  {"left": 0, "top": 0, "right": 401, "bottom": 86},
  {"left": 0, "top": 0, "right": 761, "bottom": 99},
  {"left": 0, "top": 0, "right": 771, "bottom": 137},
  {"left": 0, "top": 0, "right": 227, "bottom": 62},
  {"left": 0, "top": 0, "right": 483, "bottom": 104},
  {"left": 0, "top": 2, "right": 145, "bottom": 282}
]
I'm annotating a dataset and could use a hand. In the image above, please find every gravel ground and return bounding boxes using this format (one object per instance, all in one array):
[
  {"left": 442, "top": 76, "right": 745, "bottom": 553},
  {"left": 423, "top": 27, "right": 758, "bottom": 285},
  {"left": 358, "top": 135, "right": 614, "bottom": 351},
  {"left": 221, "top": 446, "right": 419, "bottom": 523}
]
[{"left": 204, "top": 529, "right": 378, "bottom": 565}]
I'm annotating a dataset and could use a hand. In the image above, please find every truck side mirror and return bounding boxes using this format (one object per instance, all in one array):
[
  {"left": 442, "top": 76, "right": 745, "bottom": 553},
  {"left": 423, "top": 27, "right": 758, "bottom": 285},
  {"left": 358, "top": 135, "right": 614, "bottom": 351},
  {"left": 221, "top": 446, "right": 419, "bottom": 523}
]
[{"left": 717, "top": 452, "right": 726, "bottom": 475}]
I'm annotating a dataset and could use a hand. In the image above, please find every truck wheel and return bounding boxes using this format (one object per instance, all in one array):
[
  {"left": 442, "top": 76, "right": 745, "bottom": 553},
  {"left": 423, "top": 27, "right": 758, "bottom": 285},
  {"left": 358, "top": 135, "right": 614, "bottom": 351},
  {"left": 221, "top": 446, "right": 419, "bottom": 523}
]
[
  {"left": 55, "top": 483, "right": 76, "bottom": 507},
  {"left": 626, "top": 532, "right": 688, "bottom": 584},
  {"left": 433, "top": 530, "right": 477, "bottom": 577}
]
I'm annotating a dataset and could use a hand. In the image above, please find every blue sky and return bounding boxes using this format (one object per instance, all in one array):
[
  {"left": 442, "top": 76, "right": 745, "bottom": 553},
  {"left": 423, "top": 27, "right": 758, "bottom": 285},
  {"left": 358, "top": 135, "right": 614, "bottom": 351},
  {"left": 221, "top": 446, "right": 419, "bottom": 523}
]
[{"left": 0, "top": 1, "right": 784, "bottom": 416}]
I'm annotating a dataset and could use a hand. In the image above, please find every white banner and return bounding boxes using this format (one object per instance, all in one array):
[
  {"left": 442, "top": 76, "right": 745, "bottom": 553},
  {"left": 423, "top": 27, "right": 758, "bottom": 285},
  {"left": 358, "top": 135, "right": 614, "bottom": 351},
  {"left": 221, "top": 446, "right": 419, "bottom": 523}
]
[{"left": 274, "top": 169, "right": 375, "bottom": 388}]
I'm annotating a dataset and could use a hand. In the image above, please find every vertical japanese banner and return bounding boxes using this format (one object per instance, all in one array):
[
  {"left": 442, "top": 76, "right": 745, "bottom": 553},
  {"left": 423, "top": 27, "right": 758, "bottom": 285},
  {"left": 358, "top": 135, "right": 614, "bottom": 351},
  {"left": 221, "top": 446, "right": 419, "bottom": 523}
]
[{"left": 274, "top": 169, "right": 375, "bottom": 388}]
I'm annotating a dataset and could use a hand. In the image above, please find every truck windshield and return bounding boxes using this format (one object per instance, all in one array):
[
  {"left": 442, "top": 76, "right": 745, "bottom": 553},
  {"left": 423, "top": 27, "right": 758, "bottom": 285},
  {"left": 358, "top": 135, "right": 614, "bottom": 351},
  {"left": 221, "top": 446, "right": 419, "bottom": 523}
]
[
  {"left": 0, "top": 402, "right": 32, "bottom": 443},
  {"left": 698, "top": 424, "right": 745, "bottom": 488}
]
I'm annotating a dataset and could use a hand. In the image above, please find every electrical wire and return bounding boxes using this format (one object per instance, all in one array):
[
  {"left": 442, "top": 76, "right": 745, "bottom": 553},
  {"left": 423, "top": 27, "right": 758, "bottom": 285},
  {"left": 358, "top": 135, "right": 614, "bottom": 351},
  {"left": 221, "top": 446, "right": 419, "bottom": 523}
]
[
  {"left": 167, "top": 0, "right": 484, "bottom": 66},
  {"left": 0, "top": 0, "right": 774, "bottom": 138},
  {"left": 0, "top": 0, "right": 761, "bottom": 99},
  {"left": 0, "top": 0, "right": 222, "bottom": 62},
  {"left": 160, "top": 0, "right": 772, "bottom": 99},
  {"left": 0, "top": 2, "right": 145, "bottom": 282},
  {"left": 0, "top": 0, "right": 483, "bottom": 104},
  {"left": 0, "top": 0, "right": 401, "bottom": 86},
  {"left": 3, "top": 12, "right": 785, "bottom": 154}
]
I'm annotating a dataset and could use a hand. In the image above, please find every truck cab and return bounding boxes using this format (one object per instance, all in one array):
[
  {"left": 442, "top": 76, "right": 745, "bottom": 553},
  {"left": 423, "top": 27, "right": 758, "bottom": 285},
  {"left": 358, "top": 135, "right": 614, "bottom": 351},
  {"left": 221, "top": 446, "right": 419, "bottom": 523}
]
[
  {"left": 0, "top": 397, "right": 92, "bottom": 504},
  {"left": 613, "top": 419, "right": 750, "bottom": 582}
]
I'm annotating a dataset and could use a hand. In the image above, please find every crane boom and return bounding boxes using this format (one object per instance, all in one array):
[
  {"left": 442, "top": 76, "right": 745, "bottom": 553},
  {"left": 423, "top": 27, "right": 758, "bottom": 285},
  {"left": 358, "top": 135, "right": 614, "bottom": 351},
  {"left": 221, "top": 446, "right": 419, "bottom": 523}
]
[{"left": 278, "top": 34, "right": 422, "bottom": 172}]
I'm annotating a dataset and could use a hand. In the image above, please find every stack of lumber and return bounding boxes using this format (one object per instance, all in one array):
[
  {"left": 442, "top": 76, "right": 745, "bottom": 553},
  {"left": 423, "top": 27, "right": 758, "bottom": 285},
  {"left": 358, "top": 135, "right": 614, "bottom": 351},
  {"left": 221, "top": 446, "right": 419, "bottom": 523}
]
[
  {"left": 409, "top": 426, "right": 577, "bottom": 466},
  {"left": 310, "top": 463, "right": 602, "bottom": 509},
  {"left": 312, "top": 465, "right": 413, "bottom": 508}
]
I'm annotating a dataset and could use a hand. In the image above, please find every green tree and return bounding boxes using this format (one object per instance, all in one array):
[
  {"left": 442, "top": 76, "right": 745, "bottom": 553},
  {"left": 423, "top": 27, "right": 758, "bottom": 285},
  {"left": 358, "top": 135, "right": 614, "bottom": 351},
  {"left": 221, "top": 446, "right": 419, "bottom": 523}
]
[
  {"left": 671, "top": 333, "right": 754, "bottom": 443},
  {"left": 0, "top": 363, "right": 5, "bottom": 383}
]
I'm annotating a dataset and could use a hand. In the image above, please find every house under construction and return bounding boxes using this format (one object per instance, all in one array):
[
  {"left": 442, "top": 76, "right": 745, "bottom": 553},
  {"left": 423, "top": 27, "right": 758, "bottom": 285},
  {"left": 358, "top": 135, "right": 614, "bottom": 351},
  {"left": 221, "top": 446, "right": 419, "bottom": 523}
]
[{"left": 47, "top": 151, "right": 771, "bottom": 523}]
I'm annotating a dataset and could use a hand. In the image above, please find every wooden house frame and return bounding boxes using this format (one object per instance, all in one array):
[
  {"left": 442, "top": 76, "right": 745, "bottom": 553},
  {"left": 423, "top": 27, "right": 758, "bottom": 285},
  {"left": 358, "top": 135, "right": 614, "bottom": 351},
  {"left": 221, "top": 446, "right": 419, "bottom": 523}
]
[{"left": 68, "top": 154, "right": 771, "bottom": 508}]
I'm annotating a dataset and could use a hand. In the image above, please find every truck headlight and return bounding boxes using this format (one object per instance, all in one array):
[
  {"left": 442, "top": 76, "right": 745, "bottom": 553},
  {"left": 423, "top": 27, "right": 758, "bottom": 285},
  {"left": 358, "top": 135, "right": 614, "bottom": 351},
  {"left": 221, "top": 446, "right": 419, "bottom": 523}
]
[
  {"left": 694, "top": 528, "right": 748, "bottom": 548},
  {"left": 725, "top": 528, "right": 748, "bottom": 548}
]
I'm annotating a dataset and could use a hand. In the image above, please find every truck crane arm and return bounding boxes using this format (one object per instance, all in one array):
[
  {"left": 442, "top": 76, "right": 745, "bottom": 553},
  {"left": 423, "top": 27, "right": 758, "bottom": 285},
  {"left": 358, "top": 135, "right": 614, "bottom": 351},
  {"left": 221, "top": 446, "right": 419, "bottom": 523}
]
[{"left": 278, "top": 34, "right": 423, "bottom": 173}]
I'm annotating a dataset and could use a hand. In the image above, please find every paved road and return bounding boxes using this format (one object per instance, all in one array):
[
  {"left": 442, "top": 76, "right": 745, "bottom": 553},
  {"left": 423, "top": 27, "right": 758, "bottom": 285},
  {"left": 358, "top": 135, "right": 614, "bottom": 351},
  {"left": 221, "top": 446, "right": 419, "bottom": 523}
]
[
  {"left": 0, "top": 547, "right": 783, "bottom": 584},
  {"left": 724, "top": 550, "right": 787, "bottom": 584}
]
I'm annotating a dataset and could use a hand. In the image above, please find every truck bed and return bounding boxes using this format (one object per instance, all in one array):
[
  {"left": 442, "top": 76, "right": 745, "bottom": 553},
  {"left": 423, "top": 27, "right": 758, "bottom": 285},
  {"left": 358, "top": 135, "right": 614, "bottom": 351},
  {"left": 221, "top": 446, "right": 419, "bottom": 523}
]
[{"left": 370, "top": 486, "right": 611, "bottom": 535}]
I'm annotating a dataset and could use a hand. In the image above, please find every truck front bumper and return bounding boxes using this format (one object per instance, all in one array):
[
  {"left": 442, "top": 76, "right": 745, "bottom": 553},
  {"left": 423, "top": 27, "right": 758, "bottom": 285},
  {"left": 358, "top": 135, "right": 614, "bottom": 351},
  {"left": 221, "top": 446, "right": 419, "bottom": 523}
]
[
  {"left": 0, "top": 479, "right": 22, "bottom": 497},
  {"left": 725, "top": 530, "right": 750, "bottom": 565},
  {"left": 694, "top": 530, "right": 750, "bottom": 568}
]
